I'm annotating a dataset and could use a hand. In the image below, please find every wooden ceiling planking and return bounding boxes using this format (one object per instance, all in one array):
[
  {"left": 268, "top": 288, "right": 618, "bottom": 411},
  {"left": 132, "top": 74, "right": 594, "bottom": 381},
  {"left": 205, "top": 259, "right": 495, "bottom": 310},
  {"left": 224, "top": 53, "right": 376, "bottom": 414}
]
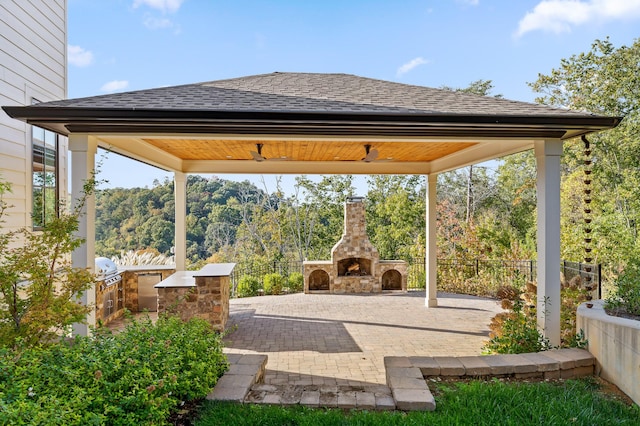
[{"left": 139, "top": 138, "right": 477, "bottom": 162}]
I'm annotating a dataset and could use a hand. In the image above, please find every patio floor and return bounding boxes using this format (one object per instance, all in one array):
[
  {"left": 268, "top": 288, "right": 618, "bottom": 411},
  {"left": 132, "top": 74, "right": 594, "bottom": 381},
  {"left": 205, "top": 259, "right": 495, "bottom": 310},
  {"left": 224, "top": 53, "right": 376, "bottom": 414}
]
[{"left": 223, "top": 291, "right": 503, "bottom": 387}]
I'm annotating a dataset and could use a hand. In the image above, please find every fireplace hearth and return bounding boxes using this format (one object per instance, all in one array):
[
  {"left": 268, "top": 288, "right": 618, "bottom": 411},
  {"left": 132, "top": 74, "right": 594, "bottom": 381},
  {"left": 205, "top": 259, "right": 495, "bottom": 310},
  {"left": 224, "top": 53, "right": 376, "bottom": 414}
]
[{"left": 304, "top": 197, "right": 407, "bottom": 293}]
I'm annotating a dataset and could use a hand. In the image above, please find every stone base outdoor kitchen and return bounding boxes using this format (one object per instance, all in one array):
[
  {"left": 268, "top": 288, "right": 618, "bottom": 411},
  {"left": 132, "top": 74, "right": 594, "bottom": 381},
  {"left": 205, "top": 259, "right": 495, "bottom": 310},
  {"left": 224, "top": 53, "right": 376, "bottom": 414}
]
[{"left": 154, "top": 263, "right": 235, "bottom": 331}]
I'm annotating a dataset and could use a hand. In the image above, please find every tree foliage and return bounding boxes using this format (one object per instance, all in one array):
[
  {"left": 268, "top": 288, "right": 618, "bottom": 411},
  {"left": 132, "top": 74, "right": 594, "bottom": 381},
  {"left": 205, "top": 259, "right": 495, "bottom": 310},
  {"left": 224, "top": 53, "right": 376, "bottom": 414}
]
[
  {"left": 0, "top": 177, "right": 96, "bottom": 348},
  {"left": 530, "top": 37, "right": 640, "bottom": 277}
]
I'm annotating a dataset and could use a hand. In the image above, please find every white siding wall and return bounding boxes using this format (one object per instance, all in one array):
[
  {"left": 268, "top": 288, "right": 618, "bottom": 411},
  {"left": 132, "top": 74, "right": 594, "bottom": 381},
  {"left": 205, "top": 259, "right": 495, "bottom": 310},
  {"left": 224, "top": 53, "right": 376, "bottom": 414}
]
[{"left": 0, "top": 0, "right": 67, "bottom": 232}]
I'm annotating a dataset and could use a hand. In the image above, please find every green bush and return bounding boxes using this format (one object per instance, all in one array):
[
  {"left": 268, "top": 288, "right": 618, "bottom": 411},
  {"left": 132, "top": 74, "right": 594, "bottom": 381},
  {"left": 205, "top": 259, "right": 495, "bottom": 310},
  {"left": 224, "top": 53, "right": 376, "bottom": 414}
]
[
  {"left": 287, "top": 272, "right": 304, "bottom": 293},
  {"left": 263, "top": 273, "right": 284, "bottom": 295},
  {"left": 483, "top": 299, "right": 550, "bottom": 354},
  {"left": 606, "top": 262, "right": 640, "bottom": 316},
  {"left": 0, "top": 315, "right": 228, "bottom": 425},
  {"left": 236, "top": 275, "right": 261, "bottom": 297}
]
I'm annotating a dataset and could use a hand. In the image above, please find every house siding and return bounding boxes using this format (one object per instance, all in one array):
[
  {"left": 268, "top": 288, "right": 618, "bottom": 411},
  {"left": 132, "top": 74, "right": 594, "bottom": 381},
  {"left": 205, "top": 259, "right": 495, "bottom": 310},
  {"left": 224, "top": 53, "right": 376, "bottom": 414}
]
[{"left": 0, "top": 0, "right": 67, "bottom": 233}]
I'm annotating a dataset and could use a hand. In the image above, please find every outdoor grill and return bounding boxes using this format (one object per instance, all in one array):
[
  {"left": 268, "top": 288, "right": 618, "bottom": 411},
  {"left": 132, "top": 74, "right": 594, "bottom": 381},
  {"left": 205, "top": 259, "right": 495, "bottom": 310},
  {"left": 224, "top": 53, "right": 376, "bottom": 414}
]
[
  {"left": 95, "top": 257, "right": 122, "bottom": 287},
  {"left": 95, "top": 257, "right": 123, "bottom": 320}
]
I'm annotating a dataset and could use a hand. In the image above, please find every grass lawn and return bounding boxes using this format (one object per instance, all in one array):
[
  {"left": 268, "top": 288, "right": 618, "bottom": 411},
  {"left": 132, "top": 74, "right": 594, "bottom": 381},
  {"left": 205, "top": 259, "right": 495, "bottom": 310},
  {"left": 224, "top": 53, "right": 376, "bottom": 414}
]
[{"left": 192, "top": 377, "right": 639, "bottom": 425}]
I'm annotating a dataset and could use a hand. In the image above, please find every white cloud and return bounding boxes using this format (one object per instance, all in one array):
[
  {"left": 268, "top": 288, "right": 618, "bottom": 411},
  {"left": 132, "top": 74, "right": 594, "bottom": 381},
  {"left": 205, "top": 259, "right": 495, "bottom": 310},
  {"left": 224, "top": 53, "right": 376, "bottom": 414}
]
[
  {"left": 143, "top": 15, "right": 181, "bottom": 33},
  {"left": 68, "top": 45, "right": 94, "bottom": 67},
  {"left": 132, "top": 0, "right": 185, "bottom": 14},
  {"left": 516, "top": 0, "right": 640, "bottom": 37},
  {"left": 396, "top": 57, "right": 429, "bottom": 76},
  {"left": 456, "top": 0, "right": 479, "bottom": 5},
  {"left": 100, "top": 80, "right": 129, "bottom": 93}
]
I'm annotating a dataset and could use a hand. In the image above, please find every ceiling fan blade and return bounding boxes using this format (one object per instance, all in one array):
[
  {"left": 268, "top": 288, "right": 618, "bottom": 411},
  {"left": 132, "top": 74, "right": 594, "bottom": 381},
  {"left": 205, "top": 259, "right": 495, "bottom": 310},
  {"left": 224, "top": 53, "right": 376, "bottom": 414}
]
[
  {"left": 250, "top": 151, "right": 265, "bottom": 162},
  {"left": 364, "top": 148, "right": 379, "bottom": 163}
]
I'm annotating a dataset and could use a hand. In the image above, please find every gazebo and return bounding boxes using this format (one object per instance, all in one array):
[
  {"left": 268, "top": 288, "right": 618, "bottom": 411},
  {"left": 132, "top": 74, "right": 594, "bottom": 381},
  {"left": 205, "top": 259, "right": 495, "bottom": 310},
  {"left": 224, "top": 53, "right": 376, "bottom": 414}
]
[{"left": 3, "top": 72, "right": 621, "bottom": 344}]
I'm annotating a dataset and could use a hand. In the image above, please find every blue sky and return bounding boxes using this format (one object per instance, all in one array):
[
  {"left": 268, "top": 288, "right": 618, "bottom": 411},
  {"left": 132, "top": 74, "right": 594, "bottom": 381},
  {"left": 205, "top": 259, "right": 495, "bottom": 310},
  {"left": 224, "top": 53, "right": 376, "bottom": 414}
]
[{"left": 67, "top": 0, "right": 640, "bottom": 193}]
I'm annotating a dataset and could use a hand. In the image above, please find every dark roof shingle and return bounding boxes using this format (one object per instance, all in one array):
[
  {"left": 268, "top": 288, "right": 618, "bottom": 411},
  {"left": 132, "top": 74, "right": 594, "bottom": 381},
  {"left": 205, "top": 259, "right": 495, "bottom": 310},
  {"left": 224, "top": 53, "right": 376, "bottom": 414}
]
[{"left": 37, "top": 72, "right": 593, "bottom": 117}]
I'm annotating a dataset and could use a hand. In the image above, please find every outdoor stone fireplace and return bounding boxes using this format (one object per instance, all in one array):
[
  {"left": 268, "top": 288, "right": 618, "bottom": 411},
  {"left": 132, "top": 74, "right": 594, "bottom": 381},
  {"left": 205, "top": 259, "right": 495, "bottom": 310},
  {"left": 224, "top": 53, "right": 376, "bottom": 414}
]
[{"left": 304, "top": 197, "right": 407, "bottom": 293}]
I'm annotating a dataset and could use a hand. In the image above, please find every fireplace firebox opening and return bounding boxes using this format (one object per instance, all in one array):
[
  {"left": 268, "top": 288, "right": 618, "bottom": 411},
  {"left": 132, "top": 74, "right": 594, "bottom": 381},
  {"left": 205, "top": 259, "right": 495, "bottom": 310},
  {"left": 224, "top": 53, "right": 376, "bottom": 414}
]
[{"left": 337, "top": 258, "right": 372, "bottom": 276}]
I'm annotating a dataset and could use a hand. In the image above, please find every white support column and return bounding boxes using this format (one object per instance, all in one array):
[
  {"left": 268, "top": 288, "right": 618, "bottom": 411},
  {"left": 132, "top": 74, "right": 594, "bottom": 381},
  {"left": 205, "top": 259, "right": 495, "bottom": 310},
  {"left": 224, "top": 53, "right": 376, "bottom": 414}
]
[
  {"left": 69, "top": 134, "right": 97, "bottom": 336},
  {"left": 535, "top": 139, "right": 563, "bottom": 346},
  {"left": 174, "top": 172, "right": 187, "bottom": 271},
  {"left": 425, "top": 173, "right": 438, "bottom": 307}
]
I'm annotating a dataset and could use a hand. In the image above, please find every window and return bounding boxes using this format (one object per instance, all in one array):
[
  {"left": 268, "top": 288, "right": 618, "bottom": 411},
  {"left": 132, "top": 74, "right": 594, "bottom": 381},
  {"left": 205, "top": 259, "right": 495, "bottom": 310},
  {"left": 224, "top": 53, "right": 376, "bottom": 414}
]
[{"left": 32, "top": 125, "right": 58, "bottom": 229}]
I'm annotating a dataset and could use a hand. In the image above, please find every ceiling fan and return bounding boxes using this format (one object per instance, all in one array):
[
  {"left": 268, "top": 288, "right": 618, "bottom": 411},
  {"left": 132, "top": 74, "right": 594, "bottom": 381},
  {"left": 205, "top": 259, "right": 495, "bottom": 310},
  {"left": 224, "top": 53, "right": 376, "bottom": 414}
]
[
  {"left": 250, "top": 144, "right": 288, "bottom": 162},
  {"left": 362, "top": 144, "right": 391, "bottom": 163}
]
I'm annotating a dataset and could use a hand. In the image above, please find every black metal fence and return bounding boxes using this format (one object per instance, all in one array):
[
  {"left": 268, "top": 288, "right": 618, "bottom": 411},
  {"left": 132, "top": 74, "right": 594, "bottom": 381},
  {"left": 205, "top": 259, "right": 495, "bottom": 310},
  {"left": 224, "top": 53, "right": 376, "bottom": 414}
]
[
  {"left": 230, "top": 258, "right": 601, "bottom": 297},
  {"left": 432, "top": 259, "right": 536, "bottom": 290},
  {"left": 230, "top": 260, "right": 304, "bottom": 296}
]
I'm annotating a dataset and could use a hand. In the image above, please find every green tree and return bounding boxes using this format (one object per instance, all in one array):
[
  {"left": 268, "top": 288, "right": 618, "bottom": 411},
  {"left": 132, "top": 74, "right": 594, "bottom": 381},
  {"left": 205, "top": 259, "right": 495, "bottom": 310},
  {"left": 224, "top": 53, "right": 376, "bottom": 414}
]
[
  {"left": 294, "top": 175, "right": 355, "bottom": 259},
  {"left": 0, "top": 177, "right": 96, "bottom": 348},
  {"left": 366, "top": 175, "right": 425, "bottom": 259},
  {"left": 530, "top": 37, "right": 640, "bottom": 272}
]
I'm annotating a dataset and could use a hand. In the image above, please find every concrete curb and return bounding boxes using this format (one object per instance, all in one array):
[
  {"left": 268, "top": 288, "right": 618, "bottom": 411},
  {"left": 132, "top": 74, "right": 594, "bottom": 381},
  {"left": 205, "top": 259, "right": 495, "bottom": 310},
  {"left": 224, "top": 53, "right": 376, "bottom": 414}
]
[
  {"left": 207, "top": 353, "right": 268, "bottom": 402},
  {"left": 384, "top": 348, "right": 595, "bottom": 411}
]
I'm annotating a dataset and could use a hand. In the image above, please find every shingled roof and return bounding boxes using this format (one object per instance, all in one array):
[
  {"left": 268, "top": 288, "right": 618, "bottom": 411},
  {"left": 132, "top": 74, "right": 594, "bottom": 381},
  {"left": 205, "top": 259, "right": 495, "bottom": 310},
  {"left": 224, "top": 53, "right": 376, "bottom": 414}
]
[
  {"left": 15, "top": 72, "right": 604, "bottom": 116},
  {"left": 3, "top": 72, "right": 621, "bottom": 144}
]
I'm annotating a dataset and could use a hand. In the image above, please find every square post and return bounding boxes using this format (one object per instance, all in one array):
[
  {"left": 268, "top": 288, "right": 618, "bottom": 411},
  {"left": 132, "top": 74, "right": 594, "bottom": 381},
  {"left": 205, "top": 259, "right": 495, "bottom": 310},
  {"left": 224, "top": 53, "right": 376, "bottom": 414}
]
[
  {"left": 69, "top": 134, "right": 97, "bottom": 336},
  {"left": 174, "top": 172, "right": 187, "bottom": 271},
  {"left": 425, "top": 173, "right": 438, "bottom": 307},
  {"left": 535, "top": 139, "right": 562, "bottom": 346}
]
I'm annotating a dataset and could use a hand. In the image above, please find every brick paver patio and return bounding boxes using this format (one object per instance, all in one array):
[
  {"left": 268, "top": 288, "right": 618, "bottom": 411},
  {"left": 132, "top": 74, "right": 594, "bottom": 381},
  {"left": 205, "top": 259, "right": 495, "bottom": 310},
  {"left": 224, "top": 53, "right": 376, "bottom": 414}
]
[{"left": 223, "top": 291, "right": 503, "bottom": 387}]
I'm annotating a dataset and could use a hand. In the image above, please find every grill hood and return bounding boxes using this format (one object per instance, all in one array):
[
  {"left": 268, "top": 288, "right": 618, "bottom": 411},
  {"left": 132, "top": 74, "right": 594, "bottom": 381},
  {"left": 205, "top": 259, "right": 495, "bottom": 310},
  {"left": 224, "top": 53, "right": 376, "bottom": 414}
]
[{"left": 95, "top": 257, "right": 119, "bottom": 279}]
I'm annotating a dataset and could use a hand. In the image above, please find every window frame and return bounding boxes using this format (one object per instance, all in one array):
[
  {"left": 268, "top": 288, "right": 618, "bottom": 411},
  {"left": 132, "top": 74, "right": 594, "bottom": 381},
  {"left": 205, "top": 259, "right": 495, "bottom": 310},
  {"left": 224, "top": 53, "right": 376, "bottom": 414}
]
[{"left": 31, "top": 100, "right": 59, "bottom": 230}]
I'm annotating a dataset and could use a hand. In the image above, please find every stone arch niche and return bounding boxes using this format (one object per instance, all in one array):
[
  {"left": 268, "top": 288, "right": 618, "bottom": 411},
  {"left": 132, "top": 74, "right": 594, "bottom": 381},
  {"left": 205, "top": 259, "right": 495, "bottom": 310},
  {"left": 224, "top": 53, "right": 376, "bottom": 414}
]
[
  {"left": 309, "top": 269, "right": 330, "bottom": 291},
  {"left": 382, "top": 269, "right": 402, "bottom": 290}
]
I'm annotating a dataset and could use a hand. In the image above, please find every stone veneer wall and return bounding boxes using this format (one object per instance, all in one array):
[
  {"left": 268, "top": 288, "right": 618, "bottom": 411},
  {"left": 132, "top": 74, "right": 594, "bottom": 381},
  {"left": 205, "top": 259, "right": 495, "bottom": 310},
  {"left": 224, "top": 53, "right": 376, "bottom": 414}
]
[
  {"left": 331, "top": 198, "right": 380, "bottom": 293},
  {"left": 156, "top": 271, "right": 231, "bottom": 332},
  {"left": 331, "top": 199, "right": 380, "bottom": 267},
  {"left": 380, "top": 261, "right": 408, "bottom": 291},
  {"left": 122, "top": 268, "right": 175, "bottom": 312}
]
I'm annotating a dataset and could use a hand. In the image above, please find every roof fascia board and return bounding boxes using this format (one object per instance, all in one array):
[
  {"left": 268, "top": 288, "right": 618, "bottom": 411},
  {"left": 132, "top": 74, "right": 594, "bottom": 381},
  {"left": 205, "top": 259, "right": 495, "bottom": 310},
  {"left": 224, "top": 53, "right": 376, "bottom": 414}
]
[
  {"left": 61, "top": 123, "right": 572, "bottom": 140},
  {"left": 3, "top": 105, "right": 622, "bottom": 128}
]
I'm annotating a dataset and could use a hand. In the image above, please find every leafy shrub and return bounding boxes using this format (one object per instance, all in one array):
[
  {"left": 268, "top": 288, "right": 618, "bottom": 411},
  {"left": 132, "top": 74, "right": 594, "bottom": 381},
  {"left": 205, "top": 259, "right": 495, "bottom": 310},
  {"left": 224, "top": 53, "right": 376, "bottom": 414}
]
[
  {"left": 263, "top": 273, "right": 284, "bottom": 295},
  {"left": 485, "top": 278, "right": 590, "bottom": 353},
  {"left": 484, "top": 299, "right": 551, "bottom": 354},
  {"left": 438, "top": 268, "right": 504, "bottom": 298},
  {"left": 236, "top": 275, "right": 261, "bottom": 297},
  {"left": 0, "top": 178, "right": 95, "bottom": 348},
  {"left": 606, "top": 262, "right": 640, "bottom": 317},
  {"left": 0, "top": 315, "right": 228, "bottom": 425},
  {"left": 287, "top": 272, "right": 304, "bottom": 293}
]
